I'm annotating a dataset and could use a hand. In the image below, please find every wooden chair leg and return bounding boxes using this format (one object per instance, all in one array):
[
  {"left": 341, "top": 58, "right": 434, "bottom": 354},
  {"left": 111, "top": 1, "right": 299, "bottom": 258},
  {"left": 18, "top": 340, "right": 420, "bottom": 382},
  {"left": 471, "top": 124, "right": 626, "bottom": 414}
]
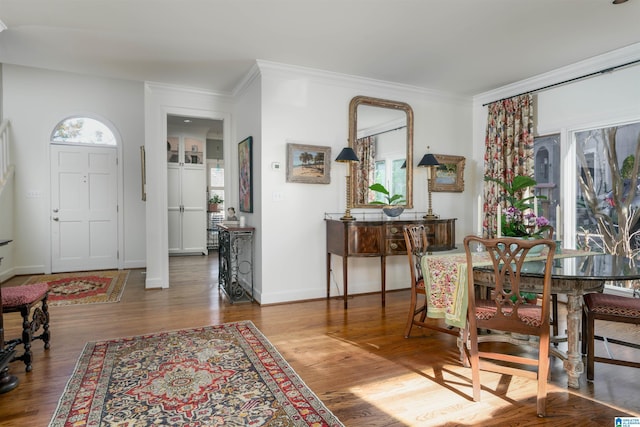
[
  {"left": 586, "top": 309, "right": 595, "bottom": 381},
  {"left": 551, "top": 294, "right": 559, "bottom": 338},
  {"left": 581, "top": 304, "right": 587, "bottom": 356},
  {"left": 35, "top": 296, "right": 50, "bottom": 349},
  {"left": 404, "top": 291, "right": 419, "bottom": 338},
  {"left": 5, "top": 297, "right": 50, "bottom": 372},
  {"left": 18, "top": 305, "right": 34, "bottom": 372}
]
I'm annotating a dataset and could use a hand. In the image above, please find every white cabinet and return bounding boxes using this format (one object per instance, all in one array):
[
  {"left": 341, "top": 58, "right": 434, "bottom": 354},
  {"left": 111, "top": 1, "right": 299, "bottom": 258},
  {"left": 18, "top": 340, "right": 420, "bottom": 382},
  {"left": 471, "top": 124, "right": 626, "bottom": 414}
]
[{"left": 167, "top": 136, "right": 206, "bottom": 255}]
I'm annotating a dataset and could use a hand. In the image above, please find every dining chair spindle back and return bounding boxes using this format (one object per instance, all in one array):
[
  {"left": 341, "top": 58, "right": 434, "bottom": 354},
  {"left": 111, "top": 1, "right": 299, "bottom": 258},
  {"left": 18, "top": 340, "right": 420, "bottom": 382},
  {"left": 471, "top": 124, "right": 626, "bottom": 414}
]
[{"left": 462, "top": 235, "right": 556, "bottom": 417}]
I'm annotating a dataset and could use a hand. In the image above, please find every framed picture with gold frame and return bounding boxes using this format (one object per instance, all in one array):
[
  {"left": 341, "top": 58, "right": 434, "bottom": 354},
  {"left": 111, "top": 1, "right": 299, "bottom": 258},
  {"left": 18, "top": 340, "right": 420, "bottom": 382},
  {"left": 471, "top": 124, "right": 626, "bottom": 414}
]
[{"left": 432, "top": 154, "right": 465, "bottom": 192}]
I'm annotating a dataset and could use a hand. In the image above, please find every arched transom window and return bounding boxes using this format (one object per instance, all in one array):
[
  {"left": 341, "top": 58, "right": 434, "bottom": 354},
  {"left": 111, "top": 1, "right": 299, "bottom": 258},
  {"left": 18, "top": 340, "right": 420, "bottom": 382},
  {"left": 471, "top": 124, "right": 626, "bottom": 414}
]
[{"left": 51, "top": 117, "right": 116, "bottom": 146}]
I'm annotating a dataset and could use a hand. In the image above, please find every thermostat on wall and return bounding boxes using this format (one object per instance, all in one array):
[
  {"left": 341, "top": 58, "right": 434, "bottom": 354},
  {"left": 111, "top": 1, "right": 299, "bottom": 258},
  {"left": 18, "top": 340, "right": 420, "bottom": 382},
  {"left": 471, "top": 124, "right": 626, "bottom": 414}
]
[{"left": 271, "top": 162, "right": 281, "bottom": 170}]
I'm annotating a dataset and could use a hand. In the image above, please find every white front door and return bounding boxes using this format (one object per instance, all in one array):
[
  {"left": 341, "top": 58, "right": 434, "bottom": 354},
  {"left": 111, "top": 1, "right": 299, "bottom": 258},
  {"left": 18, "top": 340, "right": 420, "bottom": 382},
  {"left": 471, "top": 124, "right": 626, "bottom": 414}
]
[{"left": 51, "top": 145, "right": 118, "bottom": 272}]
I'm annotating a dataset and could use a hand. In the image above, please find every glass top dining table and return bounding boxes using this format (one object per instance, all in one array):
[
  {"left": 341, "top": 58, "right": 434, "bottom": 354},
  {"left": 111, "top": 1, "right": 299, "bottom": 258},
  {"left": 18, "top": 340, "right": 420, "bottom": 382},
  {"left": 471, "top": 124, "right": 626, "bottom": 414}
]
[{"left": 473, "top": 252, "right": 640, "bottom": 388}]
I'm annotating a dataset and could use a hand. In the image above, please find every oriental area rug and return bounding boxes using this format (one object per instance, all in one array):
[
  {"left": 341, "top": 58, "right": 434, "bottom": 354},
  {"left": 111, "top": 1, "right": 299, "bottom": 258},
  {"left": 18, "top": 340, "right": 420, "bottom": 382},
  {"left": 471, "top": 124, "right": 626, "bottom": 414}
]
[
  {"left": 48, "top": 321, "right": 343, "bottom": 427},
  {"left": 23, "top": 270, "right": 129, "bottom": 307}
]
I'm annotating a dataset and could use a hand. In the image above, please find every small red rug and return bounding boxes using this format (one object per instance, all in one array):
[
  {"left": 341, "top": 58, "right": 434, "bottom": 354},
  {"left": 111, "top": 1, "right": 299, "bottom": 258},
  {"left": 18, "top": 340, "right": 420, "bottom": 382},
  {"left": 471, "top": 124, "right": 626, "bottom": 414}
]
[
  {"left": 23, "top": 270, "right": 129, "bottom": 306},
  {"left": 48, "top": 321, "right": 343, "bottom": 427}
]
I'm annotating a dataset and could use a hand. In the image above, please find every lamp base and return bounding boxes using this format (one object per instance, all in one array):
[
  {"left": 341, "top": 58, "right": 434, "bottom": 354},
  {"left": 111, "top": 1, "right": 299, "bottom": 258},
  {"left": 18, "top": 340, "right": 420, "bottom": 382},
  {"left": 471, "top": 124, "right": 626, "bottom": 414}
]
[
  {"left": 423, "top": 213, "right": 438, "bottom": 220},
  {"left": 340, "top": 215, "right": 356, "bottom": 221}
]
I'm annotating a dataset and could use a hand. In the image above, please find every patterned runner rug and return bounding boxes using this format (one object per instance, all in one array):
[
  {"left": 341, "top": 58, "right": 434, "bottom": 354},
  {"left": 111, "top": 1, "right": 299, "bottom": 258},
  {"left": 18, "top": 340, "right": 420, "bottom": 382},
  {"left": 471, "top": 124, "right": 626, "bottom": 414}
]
[
  {"left": 48, "top": 321, "right": 343, "bottom": 427},
  {"left": 23, "top": 270, "right": 129, "bottom": 306}
]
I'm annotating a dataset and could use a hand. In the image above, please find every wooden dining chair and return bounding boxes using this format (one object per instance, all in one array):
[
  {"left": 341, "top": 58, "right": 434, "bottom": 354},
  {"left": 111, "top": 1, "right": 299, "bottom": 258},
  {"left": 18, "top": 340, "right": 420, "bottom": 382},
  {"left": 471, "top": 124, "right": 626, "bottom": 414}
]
[
  {"left": 403, "top": 224, "right": 458, "bottom": 338},
  {"left": 462, "top": 235, "right": 556, "bottom": 417},
  {"left": 581, "top": 292, "right": 640, "bottom": 380},
  {"left": 525, "top": 225, "right": 560, "bottom": 338}
]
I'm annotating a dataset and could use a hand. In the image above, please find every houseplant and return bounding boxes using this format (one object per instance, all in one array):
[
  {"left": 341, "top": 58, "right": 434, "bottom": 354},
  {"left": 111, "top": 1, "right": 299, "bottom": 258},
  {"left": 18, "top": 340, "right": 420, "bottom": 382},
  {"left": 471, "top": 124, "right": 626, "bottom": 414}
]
[
  {"left": 208, "top": 195, "right": 223, "bottom": 212},
  {"left": 485, "top": 175, "right": 552, "bottom": 239},
  {"left": 368, "top": 183, "right": 406, "bottom": 217}
]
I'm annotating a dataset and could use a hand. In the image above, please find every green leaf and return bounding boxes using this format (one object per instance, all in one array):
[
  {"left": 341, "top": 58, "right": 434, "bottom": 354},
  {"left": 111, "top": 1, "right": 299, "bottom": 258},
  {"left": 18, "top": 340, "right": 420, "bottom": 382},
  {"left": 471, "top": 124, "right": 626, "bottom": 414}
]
[
  {"left": 511, "top": 175, "right": 537, "bottom": 193},
  {"left": 388, "top": 194, "right": 405, "bottom": 204},
  {"left": 368, "top": 183, "right": 390, "bottom": 196}
]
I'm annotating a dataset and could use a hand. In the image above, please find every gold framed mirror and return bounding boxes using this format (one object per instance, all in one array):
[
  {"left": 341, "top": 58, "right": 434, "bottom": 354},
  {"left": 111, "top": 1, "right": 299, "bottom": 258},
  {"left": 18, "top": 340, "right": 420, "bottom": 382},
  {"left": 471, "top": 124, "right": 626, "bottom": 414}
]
[{"left": 348, "top": 96, "right": 413, "bottom": 209}]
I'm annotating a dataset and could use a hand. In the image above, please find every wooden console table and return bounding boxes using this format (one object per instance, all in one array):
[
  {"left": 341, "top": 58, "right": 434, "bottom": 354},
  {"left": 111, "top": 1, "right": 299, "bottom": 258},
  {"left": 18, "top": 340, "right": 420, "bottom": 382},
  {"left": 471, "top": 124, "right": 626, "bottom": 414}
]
[{"left": 325, "top": 218, "right": 456, "bottom": 308}]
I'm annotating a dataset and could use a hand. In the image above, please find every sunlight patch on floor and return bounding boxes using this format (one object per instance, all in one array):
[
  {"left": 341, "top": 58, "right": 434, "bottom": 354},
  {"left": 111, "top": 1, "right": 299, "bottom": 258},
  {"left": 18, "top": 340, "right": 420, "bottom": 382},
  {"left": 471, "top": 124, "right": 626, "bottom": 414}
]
[{"left": 348, "top": 366, "right": 533, "bottom": 425}]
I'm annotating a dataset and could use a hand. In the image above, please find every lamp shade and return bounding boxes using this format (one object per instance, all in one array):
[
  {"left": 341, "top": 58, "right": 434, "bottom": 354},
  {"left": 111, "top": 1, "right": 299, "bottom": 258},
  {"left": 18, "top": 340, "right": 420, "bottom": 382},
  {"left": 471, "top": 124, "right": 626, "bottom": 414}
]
[
  {"left": 335, "top": 147, "right": 359, "bottom": 162},
  {"left": 418, "top": 153, "right": 439, "bottom": 167}
]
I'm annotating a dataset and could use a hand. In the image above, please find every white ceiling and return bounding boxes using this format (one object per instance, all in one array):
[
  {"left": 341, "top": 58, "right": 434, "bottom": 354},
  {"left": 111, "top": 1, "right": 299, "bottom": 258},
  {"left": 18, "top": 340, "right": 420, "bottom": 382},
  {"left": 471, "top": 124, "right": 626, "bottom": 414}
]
[{"left": 1, "top": 0, "right": 639, "bottom": 97}]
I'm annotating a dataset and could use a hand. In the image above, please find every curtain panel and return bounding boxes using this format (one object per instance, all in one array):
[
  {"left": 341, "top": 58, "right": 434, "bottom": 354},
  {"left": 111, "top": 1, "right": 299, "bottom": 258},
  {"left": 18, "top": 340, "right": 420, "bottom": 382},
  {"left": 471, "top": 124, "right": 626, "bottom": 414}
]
[
  {"left": 354, "top": 136, "right": 376, "bottom": 205},
  {"left": 482, "top": 94, "right": 535, "bottom": 237}
]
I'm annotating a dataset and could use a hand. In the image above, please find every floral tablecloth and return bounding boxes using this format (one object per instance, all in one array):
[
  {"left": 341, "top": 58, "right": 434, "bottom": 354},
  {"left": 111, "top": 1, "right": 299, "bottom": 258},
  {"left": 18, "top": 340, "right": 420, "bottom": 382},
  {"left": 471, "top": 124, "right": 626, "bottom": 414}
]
[
  {"left": 420, "top": 248, "right": 595, "bottom": 329},
  {"left": 420, "top": 252, "right": 491, "bottom": 328}
]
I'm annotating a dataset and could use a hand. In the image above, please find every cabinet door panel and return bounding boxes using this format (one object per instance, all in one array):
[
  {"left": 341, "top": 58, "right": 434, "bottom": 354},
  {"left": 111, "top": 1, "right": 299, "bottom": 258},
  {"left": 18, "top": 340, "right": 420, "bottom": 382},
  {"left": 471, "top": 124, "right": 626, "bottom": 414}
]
[
  {"left": 182, "top": 210, "right": 205, "bottom": 252},
  {"left": 348, "top": 225, "right": 382, "bottom": 254},
  {"left": 168, "top": 210, "right": 182, "bottom": 252}
]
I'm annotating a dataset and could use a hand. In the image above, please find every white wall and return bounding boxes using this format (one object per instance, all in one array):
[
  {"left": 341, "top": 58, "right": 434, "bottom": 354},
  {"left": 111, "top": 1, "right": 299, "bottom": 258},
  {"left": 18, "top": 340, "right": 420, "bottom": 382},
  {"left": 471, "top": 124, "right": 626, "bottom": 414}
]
[
  {"left": 472, "top": 44, "right": 640, "bottom": 248},
  {"left": 232, "top": 73, "right": 262, "bottom": 298},
  {"left": 2, "top": 65, "right": 146, "bottom": 274},
  {"left": 256, "top": 62, "right": 473, "bottom": 304},
  {"left": 0, "top": 168, "right": 15, "bottom": 281}
]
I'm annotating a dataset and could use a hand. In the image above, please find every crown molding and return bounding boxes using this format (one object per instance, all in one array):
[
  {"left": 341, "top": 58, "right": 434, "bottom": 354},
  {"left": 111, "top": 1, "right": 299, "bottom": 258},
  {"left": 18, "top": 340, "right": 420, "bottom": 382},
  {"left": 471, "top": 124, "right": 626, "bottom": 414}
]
[
  {"left": 249, "top": 60, "right": 470, "bottom": 105},
  {"left": 473, "top": 42, "right": 640, "bottom": 107},
  {"left": 232, "top": 62, "right": 261, "bottom": 98},
  {"left": 145, "top": 81, "right": 234, "bottom": 100}
]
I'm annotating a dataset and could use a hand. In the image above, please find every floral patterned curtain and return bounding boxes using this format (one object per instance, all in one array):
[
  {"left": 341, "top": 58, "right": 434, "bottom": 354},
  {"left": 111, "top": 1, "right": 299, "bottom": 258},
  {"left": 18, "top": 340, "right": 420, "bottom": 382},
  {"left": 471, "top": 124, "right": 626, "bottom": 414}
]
[
  {"left": 482, "top": 94, "right": 534, "bottom": 237},
  {"left": 354, "top": 136, "right": 376, "bottom": 205}
]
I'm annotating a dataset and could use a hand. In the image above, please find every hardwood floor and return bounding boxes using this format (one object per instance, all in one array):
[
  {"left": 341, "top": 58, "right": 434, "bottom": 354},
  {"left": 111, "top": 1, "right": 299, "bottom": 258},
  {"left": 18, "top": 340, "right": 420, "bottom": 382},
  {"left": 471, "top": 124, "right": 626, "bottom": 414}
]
[{"left": 0, "top": 253, "right": 638, "bottom": 426}]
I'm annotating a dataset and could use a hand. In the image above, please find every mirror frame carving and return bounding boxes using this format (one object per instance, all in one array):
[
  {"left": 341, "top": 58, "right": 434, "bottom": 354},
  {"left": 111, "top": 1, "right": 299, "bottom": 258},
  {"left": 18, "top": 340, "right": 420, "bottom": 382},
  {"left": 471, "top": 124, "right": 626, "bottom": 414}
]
[{"left": 348, "top": 96, "right": 414, "bottom": 209}]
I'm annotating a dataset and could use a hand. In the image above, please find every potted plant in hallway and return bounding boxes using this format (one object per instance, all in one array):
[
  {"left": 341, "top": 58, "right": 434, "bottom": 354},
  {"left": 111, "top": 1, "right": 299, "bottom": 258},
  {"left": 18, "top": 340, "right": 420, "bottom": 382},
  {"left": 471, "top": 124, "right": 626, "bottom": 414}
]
[
  {"left": 208, "top": 195, "right": 223, "bottom": 212},
  {"left": 369, "top": 183, "right": 406, "bottom": 217}
]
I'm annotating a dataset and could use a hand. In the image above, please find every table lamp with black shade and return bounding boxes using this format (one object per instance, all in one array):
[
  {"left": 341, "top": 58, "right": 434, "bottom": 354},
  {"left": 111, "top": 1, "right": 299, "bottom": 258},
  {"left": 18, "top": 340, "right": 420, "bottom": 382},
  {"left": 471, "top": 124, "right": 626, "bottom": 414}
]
[
  {"left": 418, "top": 150, "right": 439, "bottom": 219},
  {"left": 335, "top": 147, "right": 359, "bottom": 221}
]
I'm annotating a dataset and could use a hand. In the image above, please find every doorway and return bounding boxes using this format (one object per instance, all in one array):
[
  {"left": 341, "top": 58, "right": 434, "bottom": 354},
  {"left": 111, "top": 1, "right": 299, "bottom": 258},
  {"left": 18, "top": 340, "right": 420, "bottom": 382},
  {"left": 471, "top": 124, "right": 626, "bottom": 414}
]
[
  {"left": 166, "top": 115, "right": 224, "bottom": 256},
  {"left": 49, "top": 116, "right": 120, "bottom": 273}
]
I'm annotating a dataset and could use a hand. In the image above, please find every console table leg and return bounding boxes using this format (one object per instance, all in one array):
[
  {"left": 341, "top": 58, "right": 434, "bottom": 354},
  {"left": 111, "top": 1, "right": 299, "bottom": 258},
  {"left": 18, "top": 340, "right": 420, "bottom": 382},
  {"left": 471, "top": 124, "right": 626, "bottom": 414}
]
[
  {"left": 326, "top": 252, "right": 331, "bottom": 300},
  {"left": 343, "top": 256, "right": 349, "bottom": 309},
  {"left": 381, "top": 255, "right": 386, "bottom": 307}
]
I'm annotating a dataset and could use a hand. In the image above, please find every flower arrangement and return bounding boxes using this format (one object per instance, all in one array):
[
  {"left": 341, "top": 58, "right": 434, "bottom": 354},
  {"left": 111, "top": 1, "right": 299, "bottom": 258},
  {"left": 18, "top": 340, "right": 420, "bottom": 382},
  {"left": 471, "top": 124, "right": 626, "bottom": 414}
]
[{"left": 485, "top": 175, "right": 552, "bottom": 239}]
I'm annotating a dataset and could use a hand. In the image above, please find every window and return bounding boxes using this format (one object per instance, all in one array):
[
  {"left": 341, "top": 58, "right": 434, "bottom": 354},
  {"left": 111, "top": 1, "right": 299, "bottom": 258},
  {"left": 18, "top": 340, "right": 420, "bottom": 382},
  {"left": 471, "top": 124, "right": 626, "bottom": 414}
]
[
  {"left": 573, "top": 121, "right": 640, "bottom": 295},
  {"left": 574, "top": 121, "right": 640, "bottom": 248},
  {"left": 51, "top": 117, "right": 116, "bottom": 146},
  {"left": 533, "top": 134, "right": 560, "bottom": 233},
  {"left": 371, "top": 158, "right": 406, "bottom": 204},
  {"left": 208, "top": 159, "right": 224, "bottom": 211}
]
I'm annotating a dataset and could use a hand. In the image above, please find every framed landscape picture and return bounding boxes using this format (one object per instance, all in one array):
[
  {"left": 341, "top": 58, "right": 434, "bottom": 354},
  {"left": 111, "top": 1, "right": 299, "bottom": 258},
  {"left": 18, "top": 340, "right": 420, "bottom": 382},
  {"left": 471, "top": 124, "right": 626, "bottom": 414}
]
[
  {"left": 286, "top": 143, "right": 331, "bottom": 184},
  {"left": 238, "top": 136, "right": 253, "bottom": 212},
  {"left": 432, "top": 154, "right": 465, "bottom": 192}
]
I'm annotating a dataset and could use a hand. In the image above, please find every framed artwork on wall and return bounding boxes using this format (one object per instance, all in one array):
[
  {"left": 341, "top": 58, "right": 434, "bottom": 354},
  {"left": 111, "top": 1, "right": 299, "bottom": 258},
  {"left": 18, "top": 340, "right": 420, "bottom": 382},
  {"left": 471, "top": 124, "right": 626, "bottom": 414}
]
[
  {"left": 286, "top": 143, "right": 331, "bottom": 184},
  {"left": 238, "top": 136, "right": 253, "bottom": 213},
  {"left": 432, "top": 154, "right": 465, "bottom": 192}
]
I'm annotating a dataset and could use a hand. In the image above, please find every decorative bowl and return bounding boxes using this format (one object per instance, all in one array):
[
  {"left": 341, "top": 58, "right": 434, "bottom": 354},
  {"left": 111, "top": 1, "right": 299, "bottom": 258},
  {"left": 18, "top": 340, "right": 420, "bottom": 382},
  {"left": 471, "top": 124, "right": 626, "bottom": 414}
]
[{"left": 383, "top": 207, "right": 404, "bottom": 217}]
